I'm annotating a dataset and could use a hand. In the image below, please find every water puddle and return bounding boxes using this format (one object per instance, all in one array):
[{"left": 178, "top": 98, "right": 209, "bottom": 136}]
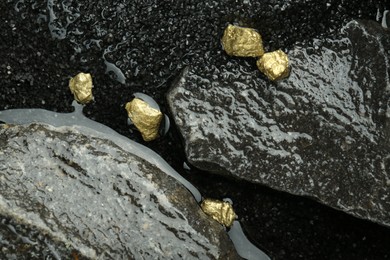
[{"left": 103, "top": 43, "right": 127, "bottom": 84}]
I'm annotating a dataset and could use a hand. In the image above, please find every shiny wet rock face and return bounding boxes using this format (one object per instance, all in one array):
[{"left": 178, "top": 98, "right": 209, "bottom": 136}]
[
  {"left": 167, "top": 20, "right": 390, "bottom": 227},
  {"left": 0, "top": 123, "right": 239, "bottom": 259}
]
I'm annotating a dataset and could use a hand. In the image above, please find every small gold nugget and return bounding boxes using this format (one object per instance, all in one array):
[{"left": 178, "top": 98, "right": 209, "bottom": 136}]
[
  {"left": 201, "top": 198, "right": 237, "bottom": 228},
  {"left": 222, "top": 24, "right": 264, "bottom": 57},
  {"left": 69, "top": 72, "right": 93, "bottom": 104},
  {"left": 125, "top": 98, "right": 163, "bottom": 141},
  {"left": 257, "top": 50, "right": 290, "bottom": 81},
  {"left": 1, "top": 124, "right": 10, "bottom": 129}
]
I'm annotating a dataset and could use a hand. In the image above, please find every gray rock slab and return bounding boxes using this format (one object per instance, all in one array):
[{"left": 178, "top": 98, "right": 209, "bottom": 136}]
[
  {"left": 167, "top": 20, "right": 390, "bottom": 226},
  {"left": 0, "top": 123, "right": 239, "bottom": 259}
]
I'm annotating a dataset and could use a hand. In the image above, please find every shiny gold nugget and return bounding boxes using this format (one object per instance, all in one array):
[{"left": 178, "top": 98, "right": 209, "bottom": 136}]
[
  {"left": 201, "top": 198, "right": 237, "bottom": 228},
  {"left": 257, "top": 50, "right": 290, "bottom": 81},
  {"left": 222, "top": 24, "right": 264, "bottom": 57},
  {"left": 125, "top": 98, "right": 163, "bottom": 141},
  {"left": 69, "top": 72, "right": 93, "bottom": 104}
]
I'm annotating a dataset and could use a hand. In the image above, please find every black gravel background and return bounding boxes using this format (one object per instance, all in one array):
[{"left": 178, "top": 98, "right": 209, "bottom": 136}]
[{"left": 1, "top": 0, "right": 390, "bottom": 259}]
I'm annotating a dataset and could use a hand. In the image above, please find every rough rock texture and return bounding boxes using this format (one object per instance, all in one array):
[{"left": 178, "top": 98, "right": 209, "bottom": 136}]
[
  {"left": 0, "top": 123, "right": 239, "bottom": 259},
  {"left": 167, "top": 20, "right": 390, "bottom": 227}
]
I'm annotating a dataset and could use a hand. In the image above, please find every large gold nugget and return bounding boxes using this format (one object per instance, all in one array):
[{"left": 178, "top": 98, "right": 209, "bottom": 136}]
[
  {"left": 125, "top": 98, "right": 163, "bottom": 141},
  {"left": 69, "top": 72, "right": 93, "bottom": 104},
  {"left": 222, "top": 24, "right": 265, "bottom": 57},
  {"left": 257, "top": 50, "right": 290, "bottom": 81},
  {"left": 201, "top": 198, "right": 237, "bottom": 228}
]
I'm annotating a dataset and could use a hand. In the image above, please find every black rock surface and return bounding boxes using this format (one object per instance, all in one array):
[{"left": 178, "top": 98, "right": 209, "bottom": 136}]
[
  {"left": 0, "top": 123, "right": 239, "bottom": 259},
  {"left": 1, "top": 0, "right": 390, "bottom": 259},
  {"left": 167, "top": 19, "right": 390, "bottom": 227}
]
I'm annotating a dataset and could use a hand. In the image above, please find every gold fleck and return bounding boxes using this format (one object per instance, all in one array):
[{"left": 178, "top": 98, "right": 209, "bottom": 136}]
[
  {"left": 69, "top": 73, "right": 93, "bottom": 104},
  {"left": 142, "top": 222, "right": 151, "bottom": 231},
  {"left": 201, "top": 198, "right": 237, "bottom": 227},
  {"left": 256, "top": 49, "right": 290, "bottom": 81},
  {"left": 222, "top": 24, "right": 265, "bottom": 57},
  {"left": 125, "top": 98, "right": 163, "bottom": 141}
]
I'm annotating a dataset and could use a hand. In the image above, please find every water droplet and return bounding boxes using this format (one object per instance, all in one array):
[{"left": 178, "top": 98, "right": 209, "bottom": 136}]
[
  {"left": 104, "top": 60, "right": 126, "bottom": 84},
  {"left": 381, "top": 10, "right": 389, "bottom": 28}
]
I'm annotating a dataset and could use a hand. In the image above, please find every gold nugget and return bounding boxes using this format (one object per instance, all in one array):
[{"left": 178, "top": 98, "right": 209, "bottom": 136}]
[
  {"left": 1, "top": 124, "right": 10, "bottom": 129},
  {"left": 69, "top": 72, "right": 93, "bottom": 104},
  {"left": 201, "top": 198, "right": 237, "bottom": 227},
  {"left": 125, "top": 98, "right": 163, "bottom": 141},
  {"left": 222, "top": 24, "right": 264, "bottom": 57},
  {"left": 257, "top": 50, "right": 290, "bottom": 81}
]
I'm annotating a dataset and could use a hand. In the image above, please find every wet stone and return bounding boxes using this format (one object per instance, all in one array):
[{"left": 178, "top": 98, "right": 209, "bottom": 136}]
[
  {"left": 0, "top": 123, "right": 239, "bottom": 259},
  {"left": 167, "top": 20, "right": 390, "bottom": 227}
]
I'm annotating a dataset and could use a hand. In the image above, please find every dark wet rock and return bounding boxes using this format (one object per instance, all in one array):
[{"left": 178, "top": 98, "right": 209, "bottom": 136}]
[
  {"left": 0, "top": 123, "right": 239, "bottom": 259},
  {"left": 167, "top": 20, "right": 390, "bottom": 227}
]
